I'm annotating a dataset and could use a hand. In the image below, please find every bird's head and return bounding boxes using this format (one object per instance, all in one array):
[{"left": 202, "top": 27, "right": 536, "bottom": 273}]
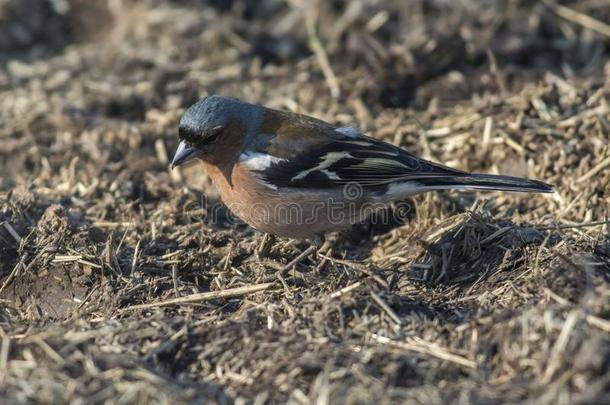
[{"left": 171, "top": 95, "right": 262, "bottom": 169}]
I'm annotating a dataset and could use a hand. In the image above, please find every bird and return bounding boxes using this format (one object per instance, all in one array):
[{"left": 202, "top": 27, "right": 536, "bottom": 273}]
[{"left": 171, "top": 95, "right": 553, "bottom": 239}]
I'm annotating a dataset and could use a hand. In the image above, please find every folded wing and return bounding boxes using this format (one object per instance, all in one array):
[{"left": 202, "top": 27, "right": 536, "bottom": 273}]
[{"left": 244, "top": 126, "right": 467, "bottom": 192}]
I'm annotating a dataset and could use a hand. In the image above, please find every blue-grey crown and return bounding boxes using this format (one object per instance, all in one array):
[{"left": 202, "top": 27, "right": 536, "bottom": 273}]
[{"left": 180, "top": 95, "right": 263, "bottom": 140}]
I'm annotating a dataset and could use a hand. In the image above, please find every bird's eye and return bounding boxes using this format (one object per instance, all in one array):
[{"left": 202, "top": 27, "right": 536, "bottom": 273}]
[{"left": 202, "top": 125, "right": 224, "bottom": 143}]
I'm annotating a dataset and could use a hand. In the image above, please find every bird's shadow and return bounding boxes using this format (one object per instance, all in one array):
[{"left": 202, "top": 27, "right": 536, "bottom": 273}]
[
  {"left": 409, "top": 212, "right": 560, "bottom": 290},
  {"left": 323, "top": 211, "right": 561, "bottom": 329},
  {"left": 337, "top": 199, "right": 418, "bottom": 259},
  {"left": 335, "top": 205, "right": 559, "bottom": 292}
]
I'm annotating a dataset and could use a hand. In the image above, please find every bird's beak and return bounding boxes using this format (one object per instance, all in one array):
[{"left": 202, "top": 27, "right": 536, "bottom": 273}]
[{"left": 171, "top": 140, "right": 202, "bottom": 169}]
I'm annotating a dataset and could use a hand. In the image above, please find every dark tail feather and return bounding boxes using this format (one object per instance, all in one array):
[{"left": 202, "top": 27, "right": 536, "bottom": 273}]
[{"left": 417, "top": 173, "right": 554, "bottom": 194}]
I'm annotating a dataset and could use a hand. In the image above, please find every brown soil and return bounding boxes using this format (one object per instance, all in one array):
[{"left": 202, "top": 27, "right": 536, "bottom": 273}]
[{"left": 0, "top": 0, "right": 609, "bottom": 403}]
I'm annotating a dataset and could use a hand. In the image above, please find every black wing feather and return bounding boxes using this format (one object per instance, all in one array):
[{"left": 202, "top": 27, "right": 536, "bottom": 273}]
[{"left": 252, "top": 134, "right": 466, "bottom": 190}]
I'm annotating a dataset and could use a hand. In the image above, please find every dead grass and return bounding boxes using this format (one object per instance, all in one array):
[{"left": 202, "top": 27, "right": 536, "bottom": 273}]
[{"left": 0, "top": 0, "right": 609, "bottom": 403}]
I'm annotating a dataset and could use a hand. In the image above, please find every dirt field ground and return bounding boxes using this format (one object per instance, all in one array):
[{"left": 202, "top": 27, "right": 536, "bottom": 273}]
[{"left": 0, "top": 0, "right": 609, "bottom": 403}]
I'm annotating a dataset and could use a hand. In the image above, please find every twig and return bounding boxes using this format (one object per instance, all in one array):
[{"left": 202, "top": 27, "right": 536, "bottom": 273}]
[
  {"left": 131, "top": 239, "right": 141, "bottom": 275},
  {"left": 481, "top": 116, "right": 493, "bottom": 152},
  {"left": 256, "top": 233, "right": 276, "bottom": 259},
  {"left": 305, "top": 8, "right": 340, "bottom": 98},
  {"left": 576, "top": 156, "right": 610, "bottom": 183},
  {"left": 276, "top": 272, "right": 291, "bottom": 295},
  {"left": 34, "top": 337, "right": 65, "bottom": 365},
  {"left": 543, "top": 310, "right": 579, "bottom": 383},
  {"left": 544, "top": 0, "right": 610, "bottom": 38},
  {"left": 121, "top": 283, "right": 273, "bottom": 311},
  {"left": 93, "top": 221, "right": 133, "bottom": 228},
  {"left": 154, "top": 139, "right": 169, "bottom": 165},
  {"left": 52, "top": 254, "right": 82, "bottom": 263},
  {"left": 319, "top": 254, "right": 388, "bottom": 288},
  {"left": 75, "top": 285, "right": 99, "bottom": 312},
  {"left": 370, "top": 334, "right": 476, "bottom": 369},
  {"left": 2, "top": 222, "right": 21, "bottom": 244},
  {"left": 329, "top": 281, "right": 362, "bottom": 299},
  {"left": 314, "top": 239, "right": 332, "bottom": 273},
  {"left": 370, "top": 291, "right": 402, "bottom": 325},
  {"left": 533, "top": 220, "right": 610, "bottom": 231},
  {"left": 479, "top": 226, "right": 512, "bottom": 244},
  {"left": 535, "top": 220, "right": 610, "bottom": 230},
  {"left": 78, "top": 259, "right": 103, "bottom": 269},
  {"left": 545, "top": 288, "right": 610, "bottom": 333},
  {"left": 585, "top": 314, "right": 610, "bottom": 334},
  {"left": 279, "top": 245, "right": 317, "bottom": 276},
  {"left": 171, "top": 264, "right": 180, "bottom": 298},
  {"left": 143, "top": 326, "right": 187, "bottom": 361},
  {"left": 0, "top": 330, "right": 9, "bottom": 385},
  {"left": 558, "top": 104, "right": 609, "bottom": 128},
  {"left": 486, "top": 49, "right": 507, "bottom": 95},
  {"left": 0, "top": 254, "right": 27, "bottom": 296}
]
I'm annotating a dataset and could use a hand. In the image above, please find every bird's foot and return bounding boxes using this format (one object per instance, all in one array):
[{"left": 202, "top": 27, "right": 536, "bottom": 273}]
[{"left": 256, "top": 233, "right": 276, "bottom": 260}]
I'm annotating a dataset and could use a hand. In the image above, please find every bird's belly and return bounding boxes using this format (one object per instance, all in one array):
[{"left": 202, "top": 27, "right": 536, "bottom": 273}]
[
  {"left": 204, "top": 163, "right": 384, "bottom": 238},
  {"left": 226, "top": 190, "right": 365, "bottom": 239}
]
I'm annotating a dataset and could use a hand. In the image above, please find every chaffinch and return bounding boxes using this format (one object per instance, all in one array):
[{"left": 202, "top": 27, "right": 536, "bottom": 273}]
[{"left": 171, "top": 95, "right": 552, "bottom": 239}]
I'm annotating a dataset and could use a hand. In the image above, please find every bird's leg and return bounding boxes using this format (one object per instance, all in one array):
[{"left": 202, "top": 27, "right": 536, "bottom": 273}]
[
  {"left": 256, "top": 232, "right": 276, "bottom": 260},
  {"left": 278, "top": 234, "right": 328, "bottom": 277},
  {"left": 310, "top": 233, "right": 326, "bottom": 250},
  {"left": 313, "top": 233, "right": 333, "bottom": 273}
]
